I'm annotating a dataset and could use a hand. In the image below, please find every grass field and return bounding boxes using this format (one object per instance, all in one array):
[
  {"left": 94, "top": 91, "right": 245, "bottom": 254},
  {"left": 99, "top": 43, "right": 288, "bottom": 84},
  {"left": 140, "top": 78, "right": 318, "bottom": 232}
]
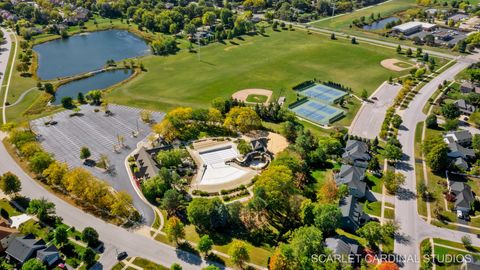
[
  {"left": 108, "top": 28, "right": 407, "bottom": 115},
  {"left": 246, "top": 94, "right": 268, "bottom": 103},
  {"left": 311, "top": 0, "right": 417, "bottom": 32}
]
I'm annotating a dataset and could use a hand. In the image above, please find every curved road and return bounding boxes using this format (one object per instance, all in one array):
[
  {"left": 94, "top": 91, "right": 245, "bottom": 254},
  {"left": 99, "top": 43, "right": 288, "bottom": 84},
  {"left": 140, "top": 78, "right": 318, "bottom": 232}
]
[{"left": 394, "top": 53, "right": 480, "bottom": 269}]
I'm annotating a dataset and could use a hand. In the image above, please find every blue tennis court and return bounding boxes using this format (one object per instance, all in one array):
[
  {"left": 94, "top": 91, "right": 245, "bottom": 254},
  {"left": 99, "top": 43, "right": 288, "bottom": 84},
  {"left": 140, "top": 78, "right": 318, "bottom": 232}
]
[
  {"left": 291, "top": 100, "right": 344, "bottom": 125},
  {"left": 299, "top": 84, "right": 347, "bottom": 104}
]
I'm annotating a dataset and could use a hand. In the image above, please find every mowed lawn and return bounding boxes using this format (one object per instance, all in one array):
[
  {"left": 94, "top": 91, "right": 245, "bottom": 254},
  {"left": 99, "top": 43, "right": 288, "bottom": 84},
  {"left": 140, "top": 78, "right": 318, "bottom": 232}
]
[
  {"left": 311, "top": 0, "right": 417, "bottom": 31},
  {"left": 108, "top": 29, "right": 406, "bottom": 112}
]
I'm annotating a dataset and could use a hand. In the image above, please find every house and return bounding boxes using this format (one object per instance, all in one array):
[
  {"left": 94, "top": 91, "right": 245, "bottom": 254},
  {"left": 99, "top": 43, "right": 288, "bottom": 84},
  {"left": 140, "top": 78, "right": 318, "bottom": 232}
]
[
  {"left": 454, "top": 99, "right": 476, "bottom": 115},
  {"left": 454, "top": 157, "right": 469, "bottom": 171},
  {"left": 6, "top": 234, "right": 46, "bottom": 265},
  {"left": 335, "top": 165, "right": 367, "bottom": 198},
  {"left": 443, "top": 130, "right": 472, "bottom": 146},
  {"left": 449, "top": 181, "right": 475, "bottom": 214},
  {"left": 134, "top": 147, "right": 160, "bottom": 180},
  {"left": 460, "top": 81, "right": 479, "bottom": 94},
  {"left": 36, "top": 245, "right": 60, "bottom": 267},
  {"left": 339, "top": 195, "right": 369, "bottom": 232},
  {"left": 0, "top": 218, "right": 18, "bottom": 252},
  {"left": 447, "top": 142, "right": 475, "bottom": 160},
  {"left": 325, "top": 236, "right": 360, "bottom": 264},
  {"left": 342, "top": 140, "right": 370, "bottom": 168},
  {"left": 64, "top": 7, "right": 89, "bottom": 25},
  {"left": 448, "top": 13, "right": 469, "bottom": 23}
]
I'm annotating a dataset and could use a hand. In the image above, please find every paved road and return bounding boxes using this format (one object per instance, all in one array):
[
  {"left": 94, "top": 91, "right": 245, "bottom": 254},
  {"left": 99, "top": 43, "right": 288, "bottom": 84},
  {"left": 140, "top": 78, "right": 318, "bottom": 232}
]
[
  {"left": 278, "top": 20, "right": 456, "bottom": 60},
  {"left": 394, "top": 54, "right": 480, "bottom": 269},
  {"left": 349, "top": 82, "right": 401, "bottom": 139},
  {"left": 0, "top": 28, "right": 13, "bottom": 124},
  {"left": 0, "top": 132, "right": 228, "bottom": 270}
]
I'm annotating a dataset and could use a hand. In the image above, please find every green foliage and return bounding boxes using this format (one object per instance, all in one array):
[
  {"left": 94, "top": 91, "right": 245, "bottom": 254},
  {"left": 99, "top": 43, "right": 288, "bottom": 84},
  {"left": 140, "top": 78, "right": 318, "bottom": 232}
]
[
  {"left": 187, "top": 198, "right": 228, "bottom": 232},
  {"left": 229, "top": 240, "right": 250, "bottom": 267},
  {"left": 21, "top": 259, "right": 46, "bottom": 270},
  {"left": 382, "top": 171, "right": 406, "bottom": 194},
  {"left": 82, "top": 248, "right": 96, "bottom": 267},
  {"left": 197, "top": 235, "right": 214, "bottom": 255},
  {"left": 54, "top": 226, "right": 69, "bottom": 246},
  {"left": 28, "top": 151, "right": 54, "bottom": 174},
  {"left": 165, "top": 216, "right": 185, "bottom": 244},
  {"left": 0, "top": 172, "right": 21, "bottom": 195},
  {"left": 383, "top": 143, "right": 403, "bottom": 161},
  {"left": 160, "top": 189, "right": 186, "bottom": 216},
  {"left": 237, "top": 139, "right": 253, "bottom": 155},
  {"left": 441, "top": 103, "right": 460, "bottom": 120},
  {"left": 151, "top": 37, "right": 178, "bottom": 55},
  {"left": 313, "top": 204, "right": 341, "bottom": 236},
  {"left": 444, "top": 119, "right": 459, "bottom": 131},
  {"left": 425, "top": 114, "right": 437, "bottom": 128},
  {"left": 79, "top": 146, "right": 91, "bottom": 160},
  {"left": 26, "top": 198, "right": 55, "bottom": 222},
  {"left": 426, "top": 143, "right": 449, "bottom": 172},
  {"left": 81, "top": 227, "right": 99, "bottom": 247},
  {"left": 156, "top": 149, "right": 187, "bottom": 168}
]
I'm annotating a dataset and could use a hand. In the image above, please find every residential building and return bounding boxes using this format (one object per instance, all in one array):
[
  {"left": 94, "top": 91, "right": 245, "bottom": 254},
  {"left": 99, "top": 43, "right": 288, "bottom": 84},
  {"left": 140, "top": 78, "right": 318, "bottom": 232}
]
[
  {"left": 325, "top": 236, "right": 360, "bottom": 264},
  {"left": 342, "top": 140, "right": 370, "bottom": 168},
  {"left": 448, "top": 13, "right": 469, "bottom": 23},
  {"left": 6, "top": 234, "right": 46, "bottom": 265},
  {"left": 335, "top": 165, "right": 367, "bottom": 198},
  {"left": 460, "top": 81, "right": 479, "bottom": 94},
  {"left": 454, "top": 99, "right": 476, "bottom": 115},
  {"left": 449, "top": 181, "right": 474, "bottom": 214},
  {"left": 339, "top": 195, "right": 369, "bottom": 232},
  {"left": 447, "top": 142, "right": 475, "bottom": 160},
  {"left": 36, "top": 245, "right": 60, "bottom": 267},
  {"left": 0, "top": 218, "right": 18, "bottom": 252},
  {"left": 443, "top": 130, "right": 472, "bottom": 146}
]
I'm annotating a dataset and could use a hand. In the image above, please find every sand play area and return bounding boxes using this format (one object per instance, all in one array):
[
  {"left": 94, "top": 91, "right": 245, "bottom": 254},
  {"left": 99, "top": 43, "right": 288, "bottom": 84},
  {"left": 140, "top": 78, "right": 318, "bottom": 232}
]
[
  {"left": 232, "top": 88, "right": 273, "bottom": 105},
  {"left": 381, "top": 58, "right": 415, "bottom": 72}
]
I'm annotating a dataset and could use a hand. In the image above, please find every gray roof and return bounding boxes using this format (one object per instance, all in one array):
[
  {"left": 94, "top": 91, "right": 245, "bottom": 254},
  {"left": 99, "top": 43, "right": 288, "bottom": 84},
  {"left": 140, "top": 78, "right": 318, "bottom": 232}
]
[
  {"left": 250, "top": 138, "right": 268, "bottom": 152},
  {"left": 325, "top": 236, "right": 359, "bottom": 256},
  {"left": 446, "top": 130, "right": 472, "bottom": 143},
  {"left": 448, "top": 142, "right": 475, "bottom": 159},
  {"left": 455, "top": 99, "right": 476, "bottom": 113},
  {"left": 454, "top": 157, "right": 469, "bottom": 171},
  {"left": 450, "top": 182, "right": 475, "bottom": 209},
  {"left": 135, "top": 147, "right": 159, "bottom": 179},
  {"left": 339, "top": 195, "right": 365, "bottom": 224},
  {"left": 336, "top": 165, "right": 367, "bottom": 193},
  {"left": 6, "top": 234, "right": 46, "bottom": 263},
  {"left": 36, "top": 245, "right": 59, "bottom": 265},
  {"left": 342, "top": 140, "right": 370, "bottom": 162}
]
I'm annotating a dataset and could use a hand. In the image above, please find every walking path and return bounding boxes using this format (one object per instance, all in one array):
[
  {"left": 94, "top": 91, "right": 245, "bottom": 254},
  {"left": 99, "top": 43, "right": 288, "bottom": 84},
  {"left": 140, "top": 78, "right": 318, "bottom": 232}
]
[
  {"left": 4, "top": 87, "right": 37, "bottom": 108},
  {"left": 1, "top": 28, "right": 16, "bottom": 124}
]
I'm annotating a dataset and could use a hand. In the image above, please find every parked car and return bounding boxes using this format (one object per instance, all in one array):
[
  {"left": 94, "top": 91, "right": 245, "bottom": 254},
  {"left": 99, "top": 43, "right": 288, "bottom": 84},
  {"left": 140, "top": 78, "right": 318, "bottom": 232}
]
[
  {"left": 117, "top": 251, "right": 128, "bottom": 261},
  {"left": 457, "top": 210, "right": 464, "bottom": 219}
]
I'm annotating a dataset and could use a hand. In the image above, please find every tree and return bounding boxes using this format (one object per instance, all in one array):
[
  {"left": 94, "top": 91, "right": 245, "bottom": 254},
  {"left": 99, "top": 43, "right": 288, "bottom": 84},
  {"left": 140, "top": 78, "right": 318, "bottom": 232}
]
[
  {"left": 368, "top": 156, "right": 381, "bottom": 171},
  {"left": 26, "top": 198, "right": 55, "bottom": 222},
  {"left": 151, "top": 37, "right": 178, "bottom": 55},
  {"left": 187, "top": 198, "right": 228, "bottom": 232},
  {"left": 171, "top": 264, "right": 182, "bottom": 270},
  {"left": 351, "top": 37, "right": 357, "bottom": 44},
  {"left": 330, "top": 33, "right": 335, "bottom": 39},
  {"left": 426, "top": 114, "right": 437, "bottom": 128},
  {"left": 21, "top": 259, "right": 46, "bottom": 270},
  {"left": 444, "top": 119, "right": 459, "bottom": 131},
  {"left": 426, "top": 143, "right": 449, "bottom": 172},
  {"left": 469, "top": 111, "right": 480, "bottom": 127},
  {"left": 441, "top": 103, "right": 461, "bottom": 120},
  {"left": 165, "top": 217, "right": 185, "bottom": 245},
  {"left": 406, "top": 48, "right": 412, "bottom": 57},
  {"left": 396, "top": 45, "right": 402, "bottom": 53},
  {"left": 82, "top": 227, "right": 99, "bottom": 247},
  {"left": 384, "top": 143, "right": 403, "bottom": 161},
  {"left": 361, "top": 89, "right": 368, "bottom": 99},
  {"left": 462, "top": 235, "right": 472, "bottom": 248},
  {"left": 317, "top": 177, "right": 339, "bottom": 204},
  {"left": 29, "top": 151, "right": 53, "bottom": 174},
  {"left": 202, "top": 11, "right": 216, "bottom": 25},
  {"left": 198, "top": 235, "right": 214, "bottom": 256},
  {"left": 0, "top": 172, "right": 21, "bottom": 195},
  {"left": 383, "top": 171, "right": 406, "bottom": 194},
  {"left": 313, "top": 204, "right": 341, "bottom": 236},
  {"left": 161, "top": 189, "right": 186, "bottom": 216},
  {"left": 473, "top": 134, "right": 480, "bottom": 152},
  {"left": 85, "top": 90, "right": 102, "bottom": 105},
  {"left": 61, "top": 97, "right": 73, "bottom": 108},
  {"left": 77, "top": 92, "right": 85, "bottom": 104},
  {"left": 356, "top": 221, "right": 383, "bottom": 247},
  {"left": 391, "top": 114, "right": 403, "bottom": 129},
  {"left": 80, "top": 146, "right": 91, "bottom": 160},
  {"left": 224, "top": 107, "right": 261, "bottom": 133},
  {"left": 288, "top": 226, "right": 324, "bottom": 269},
  {"left": 44, "top": 83, "right": 54, "bottom": 95},
  {"left": 43, "top": 162, "right": 68, "bottom": 186},
  {"left": 82, "top": 248, "right": 96, "bottom": 267},
  {"left": 229, "top": 241, "right": 250, "bottom": 268},
  {"left": 54, "top": 226, "right": 68, "bottom": 246}
]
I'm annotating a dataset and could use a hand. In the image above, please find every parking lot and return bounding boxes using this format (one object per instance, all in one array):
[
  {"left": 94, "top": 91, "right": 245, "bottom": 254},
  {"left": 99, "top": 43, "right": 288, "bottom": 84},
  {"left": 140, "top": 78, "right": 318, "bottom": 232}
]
[{"left": 31, "top": 104, "right": 164, "bottom": 224}]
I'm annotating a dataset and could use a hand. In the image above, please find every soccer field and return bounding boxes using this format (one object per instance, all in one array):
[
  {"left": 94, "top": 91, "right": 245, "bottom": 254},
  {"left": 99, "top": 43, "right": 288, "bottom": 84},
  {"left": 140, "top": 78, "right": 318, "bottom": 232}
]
[{"left": 107, "top": 29, "right": 409, "bottom": 112}]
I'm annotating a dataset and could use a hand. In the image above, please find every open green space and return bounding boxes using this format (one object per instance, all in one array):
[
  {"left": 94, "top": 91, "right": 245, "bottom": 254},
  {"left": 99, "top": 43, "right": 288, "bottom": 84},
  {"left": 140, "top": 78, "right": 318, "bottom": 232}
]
[
  {"left": 311, "top": 0, "right": 417, "bottom": 32},
  {"left": 132, "top": 257, "right": 169, "bottom": 270},
  {"left": 363, "top": 201, "right": 382, "bottom": 217},
  {"left": 108, "top": 29, "right": 407, "bottom": 114}
]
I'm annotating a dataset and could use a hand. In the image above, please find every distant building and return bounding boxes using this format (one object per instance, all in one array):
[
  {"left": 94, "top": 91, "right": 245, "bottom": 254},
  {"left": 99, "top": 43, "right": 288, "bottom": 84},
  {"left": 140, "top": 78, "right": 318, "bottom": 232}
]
[
  {"left": 134, "top": 146, "right": 160, "bottom": 180},
  {"left": 325, "top": 236, "right": 360, "bottom": 264},
  {"left": 335, "top": 165, "right": 367, "bottom": 198},
  {"left": 454, "top": 99, "right": 476, "bottom": 115},
  {"left": 342, "top": 140, "right": 370, "bottom": 168},
  {"left": 6, "top": 234, "right": 46, "bottom": 266},
  {"left": 448, "top": 13, "right": 469, "bottom": 23},
  {"left": 339, "top": 195, "right": 369, "bottom": 232},
  {"left": 36, "top": 245, "right": 60, "bottom": 267},
  {"left": 460, "top": 81, "right": 480, "bottom": 94},
  {"left": 392, "top": 21, "right": 437, "bottom": 35}
]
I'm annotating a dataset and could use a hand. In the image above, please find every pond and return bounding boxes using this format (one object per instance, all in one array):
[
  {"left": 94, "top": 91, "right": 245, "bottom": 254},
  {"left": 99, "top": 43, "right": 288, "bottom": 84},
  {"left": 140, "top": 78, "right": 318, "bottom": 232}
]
[
  {"left": 362, "top": 17, "right": 399, "bottom": 31},
  {"left": 52, "top": 69, "right": 134, "bottom": 105},
  {"left": 34, "top": 29, "right": 150, "bottom": 80}
]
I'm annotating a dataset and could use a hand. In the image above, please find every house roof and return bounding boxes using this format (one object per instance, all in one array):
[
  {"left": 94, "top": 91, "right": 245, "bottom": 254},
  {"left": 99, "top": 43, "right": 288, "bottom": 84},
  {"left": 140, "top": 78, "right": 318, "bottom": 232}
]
[
  {"left": 135, "top": 146, "right": 159, "bottom": 179},
  {"left": 325, "top": 236, "right": 359, "bottom": 256},
  {"left": 455, "top": 99, "right": 476, "bottom": 112},
  {"left": 448, "top": 142, "right": 475, "bottom": 159},
  {"left": 445, "top": 130, "right": 472, "bottom": 143},
  {"left": 250, "top": 138, "right": 268, "bottom": 152},
  {"left": 454, "top": 157, "right": 469, "bottom": 170},
  {"left": 36, "top": 245, "right": 59, "bottom": 264},
  {"left": 456, "top": 186, "right": 474, "bottom": 209},
  {"left": 339, "top": 195, "right": 365, "bottom": 224},
  {"left": 336, "top": 165, "right": 367, "bottom": 193},
  {"left": 461, "top": 81, "right": 475, "bottom": 90},
  {"left": 342, "top": 140, "right": 370, "bottom": 162},
  {"left": 6, "top": 234, "right": 46, "bottom": 263}
]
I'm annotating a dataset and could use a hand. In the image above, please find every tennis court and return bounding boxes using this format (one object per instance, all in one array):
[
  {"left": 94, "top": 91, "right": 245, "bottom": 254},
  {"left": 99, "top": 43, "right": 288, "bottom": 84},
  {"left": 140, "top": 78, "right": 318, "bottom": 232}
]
[
  {"left": 291, "top": 100, "right": 344, "bottom": 125},
  {"left": 299, "top": 84, "right": 347, "bottom": 104}
]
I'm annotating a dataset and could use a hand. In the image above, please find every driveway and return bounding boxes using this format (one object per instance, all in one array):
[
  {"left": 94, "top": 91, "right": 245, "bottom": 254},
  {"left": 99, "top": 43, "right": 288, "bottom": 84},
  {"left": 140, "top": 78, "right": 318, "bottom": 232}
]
[{"left": 349, "top": 82, "right": 401, "bottom": 139}]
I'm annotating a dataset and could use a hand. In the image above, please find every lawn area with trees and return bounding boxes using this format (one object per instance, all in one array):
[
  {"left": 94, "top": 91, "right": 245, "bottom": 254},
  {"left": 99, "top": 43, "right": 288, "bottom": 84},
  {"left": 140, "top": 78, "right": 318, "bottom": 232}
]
[{"left": 108, "top": 29, "right": 408, "bottom": 113}]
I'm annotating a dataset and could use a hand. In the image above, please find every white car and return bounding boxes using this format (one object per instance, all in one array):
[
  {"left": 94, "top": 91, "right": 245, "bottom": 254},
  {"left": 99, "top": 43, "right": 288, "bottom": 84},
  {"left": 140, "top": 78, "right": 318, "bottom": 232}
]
[{"left": 457, "top": 210, "right": 464, "bottom": 219}]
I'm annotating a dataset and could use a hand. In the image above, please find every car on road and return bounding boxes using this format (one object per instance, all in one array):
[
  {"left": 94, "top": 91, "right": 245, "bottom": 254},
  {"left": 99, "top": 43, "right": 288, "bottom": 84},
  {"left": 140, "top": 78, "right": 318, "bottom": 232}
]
[
  {"left": 372, "top": 97, "right": 378, "bottom": 101},
  {"left": 117, "top": 251, "right": 128, "bottom": 261},
  {"left": 457, "top": 210, "right": 464, "bottom": 219}
]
